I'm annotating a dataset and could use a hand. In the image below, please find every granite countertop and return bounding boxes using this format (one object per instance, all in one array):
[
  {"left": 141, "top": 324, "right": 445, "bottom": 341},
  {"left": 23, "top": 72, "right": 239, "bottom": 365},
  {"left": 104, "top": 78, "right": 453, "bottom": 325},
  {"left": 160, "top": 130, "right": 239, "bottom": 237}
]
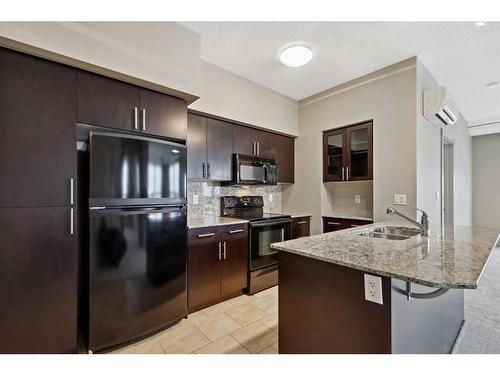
[
  {"left": 187, "top": 217, "right": 249, "bottom": 229},
  {"left": 271, "top": 220, "right": 500, "bottom": 289},
  {"left": 322, "top": 214, "right": 373, "bottom": 221}
]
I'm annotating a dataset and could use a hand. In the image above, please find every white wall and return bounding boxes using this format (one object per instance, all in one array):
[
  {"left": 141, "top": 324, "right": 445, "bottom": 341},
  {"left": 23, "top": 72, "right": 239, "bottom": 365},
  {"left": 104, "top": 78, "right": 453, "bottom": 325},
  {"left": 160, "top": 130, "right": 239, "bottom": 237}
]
[
  {"left": 0, "top": 22, "right": 299, "bottom": 136},
  {"left": 473, "top": 134, "right": 500, "bottom": 229},
  {"left": 283, "top": 59, "right": 417, "bottom": 234}
]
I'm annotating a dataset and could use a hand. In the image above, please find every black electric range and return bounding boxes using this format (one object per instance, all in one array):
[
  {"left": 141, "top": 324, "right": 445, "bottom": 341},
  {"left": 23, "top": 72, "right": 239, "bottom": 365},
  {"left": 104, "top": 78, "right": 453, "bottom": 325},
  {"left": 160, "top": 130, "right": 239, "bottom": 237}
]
[{"left": 221, "top": 196, "right": 291, "bottom": 294}]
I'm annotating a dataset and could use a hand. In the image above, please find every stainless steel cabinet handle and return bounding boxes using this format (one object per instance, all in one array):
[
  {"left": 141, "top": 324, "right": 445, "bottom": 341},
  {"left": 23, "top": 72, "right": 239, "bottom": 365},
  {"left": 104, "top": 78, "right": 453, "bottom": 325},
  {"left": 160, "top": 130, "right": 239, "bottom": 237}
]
[
  {"left": 70, "top": 208, "right": 74, "bottom": 235},
  {"left": 70, "top": 178, "right": 74, "bottom": 205},
  {"left": 202, "top": 162, "right": 206, "bottom": 179},
  {"left": 350, "top": 224, "right": 360, "bottom": 227},
  {"left": 327, "top": 222, "right": 341, "bottom": 225},
  {"left": 197, "top": 232, "right": 215, "bottom": 238},
  {"left": 253, "top": 141, "right": 256, "bottom": 155},
  {"left": 342, "top": 167, "right": 345, "bottom": 181},
  {"left": 257, "top": 142, "right": 260, "bottom": 156},
  {"left": 134, "top": 107, "right": 138, "bottom": 130},
  {"left": 142, "top": 109, "right": 146, "bottom": 131},
  {"left": 346, "top": 166, "right": 349, "bottom": 180},
  {"left": 218, "top": 241, "right": 222, "bottom": 260},
  {"left": 207, "top": 163, "right": 211, "bottom": 179},
  {"left": 223, "top": 241, "right": 227, "bottom": 260},
  {"left": 297, "top": 220, "right": 307, "bottom": 225},
  {"left": 229, "top": 229, "right": 244, "bottom": 234}
]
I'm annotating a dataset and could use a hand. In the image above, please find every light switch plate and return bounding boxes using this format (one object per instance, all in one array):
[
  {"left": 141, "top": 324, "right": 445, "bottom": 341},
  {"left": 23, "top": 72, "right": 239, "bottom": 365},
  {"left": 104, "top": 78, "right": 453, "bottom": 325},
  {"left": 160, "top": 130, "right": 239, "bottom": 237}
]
[
  {"left": 364, "top": 274, "right": 383, "bottom": 305},
  {"left": 192, "top": 194, "right": 199, "bottom": 204},
  {"left": 355, "top": 195, "right": 361, "bottom": 204},
  {"left": 393, "top": 194, "right": 407, "bottom": 206}
]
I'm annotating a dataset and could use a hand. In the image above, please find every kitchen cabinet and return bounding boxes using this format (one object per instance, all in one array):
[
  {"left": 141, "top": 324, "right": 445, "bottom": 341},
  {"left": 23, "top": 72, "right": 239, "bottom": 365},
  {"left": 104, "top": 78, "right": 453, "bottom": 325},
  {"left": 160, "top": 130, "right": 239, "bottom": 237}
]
[
  {"left": 322, "top": 216, "right": 373, "bottom": 233},
  {"left": 323, "top": 121, "right": 373, "bottom": 182},
  {"left": 186, "top": 114, "right": 233, "bottom": 180},
  {"left": 188, "top": 223, "right": 248, "bottom": 312},
  {"left": 291, "top": 216, "right": 311, "bottom": 239},
  {"left": 78, "top": 72, "right": 187, "bottom": 140},
  {"left": 0, "top": 47, "right": 77, "bottom": 208},
  {"left": 274, "top": 134, "right": 295, "bottom": 183},
  {"left": 232, "top": 125, "right": 275, "bottom": 158},
  {"left": 0, "top": 206, "right": 77, "bottom": 353}
]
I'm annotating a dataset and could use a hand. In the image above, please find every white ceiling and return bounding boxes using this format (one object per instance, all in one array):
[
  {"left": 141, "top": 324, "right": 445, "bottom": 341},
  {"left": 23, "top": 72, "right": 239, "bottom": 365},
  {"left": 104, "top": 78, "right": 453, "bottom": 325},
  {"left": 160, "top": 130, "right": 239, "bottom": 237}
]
[{"left": 180, "top": 22, "right": 500, "bottom": 125}]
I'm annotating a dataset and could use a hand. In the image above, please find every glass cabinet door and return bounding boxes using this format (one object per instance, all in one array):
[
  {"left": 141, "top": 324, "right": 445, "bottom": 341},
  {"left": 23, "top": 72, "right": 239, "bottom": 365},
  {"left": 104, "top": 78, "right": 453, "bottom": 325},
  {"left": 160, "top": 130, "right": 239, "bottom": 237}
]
[
  {"left": 347, "top": 122, "right": 372, "bottom": 180},
  {"left": 323, "top": 130, "right": 345, "bottom": 181}
]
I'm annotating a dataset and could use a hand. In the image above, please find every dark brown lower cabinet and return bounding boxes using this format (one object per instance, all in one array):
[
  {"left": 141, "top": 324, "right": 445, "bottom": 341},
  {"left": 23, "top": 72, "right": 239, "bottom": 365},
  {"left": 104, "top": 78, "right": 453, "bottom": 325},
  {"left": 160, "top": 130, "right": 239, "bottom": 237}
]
[
  {"left": 188, "top": 224, "right": 248, "bottom": 312},
  {"left": 291, "top": 216, "right": 311, "bottom": 239},
  {"left": 0, "top": 207, "right": 77, "bottom": 353},
  {"left": 322, "top": 216, "right": 373, "bottom": 233}
]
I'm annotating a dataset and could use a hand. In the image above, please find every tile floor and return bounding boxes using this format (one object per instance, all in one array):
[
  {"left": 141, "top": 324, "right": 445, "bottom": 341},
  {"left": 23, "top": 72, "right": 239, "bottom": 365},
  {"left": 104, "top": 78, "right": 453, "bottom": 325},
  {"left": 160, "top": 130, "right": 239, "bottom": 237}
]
[{"left": 112, "top": 286, "right": 278, "bottom": 354}]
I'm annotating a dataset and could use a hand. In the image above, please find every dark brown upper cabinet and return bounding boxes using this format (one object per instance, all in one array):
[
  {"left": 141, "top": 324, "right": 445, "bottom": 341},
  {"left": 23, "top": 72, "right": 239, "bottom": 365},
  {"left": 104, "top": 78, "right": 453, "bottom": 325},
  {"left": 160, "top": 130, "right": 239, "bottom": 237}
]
[
  {"left": 232, "top": 125, "right": 275, "bottom": 158},
  {"left": 139, "top": 88, "right": 187, "bottom": 141},
  {"left": 78, "top": 72, "right": 187, "bottom": 140},
  {"left": 187, "top": 114, "right": 233, "bottom": 181},
  {"left": 274, "top": 134, "right": 295, "bottom": 183},
  {"left": 323, "top": 121, "right": 373, "bottom": 182},
  {"left": 0, "top": 48, "right": 77, "bottom": 208}
]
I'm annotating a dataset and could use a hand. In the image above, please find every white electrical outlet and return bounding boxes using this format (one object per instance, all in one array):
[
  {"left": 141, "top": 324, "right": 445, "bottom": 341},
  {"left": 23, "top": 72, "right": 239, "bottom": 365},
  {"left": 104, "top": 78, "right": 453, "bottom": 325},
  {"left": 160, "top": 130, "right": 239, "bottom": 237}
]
[
  {"left": 354, "top": 195, "right": 361, "bottom": 204},
  {"left": 393, "top": 194, "right": 407, "bottom": 206},
  {"left": 364, "top": 274, "right": 383, "bottom": 305},
  {"left": 435, "top": 191, "right": 440, "bottom": 200},
  {"left": 192, "top": 194, "right": 199, "bottom": 204},
  {"left": 269, "top": 194, "right": 273, "bottom": 202}
]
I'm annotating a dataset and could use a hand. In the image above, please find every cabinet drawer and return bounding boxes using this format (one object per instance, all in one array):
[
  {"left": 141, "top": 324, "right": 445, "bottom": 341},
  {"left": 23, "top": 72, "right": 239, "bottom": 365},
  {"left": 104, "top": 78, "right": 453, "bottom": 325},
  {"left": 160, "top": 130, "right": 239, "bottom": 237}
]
[
  {"left": 322, "top": 217, "right": 373, "bottom": 233},
  {"left": 291, "top": 217, "right": 310, "bottom": 239}
]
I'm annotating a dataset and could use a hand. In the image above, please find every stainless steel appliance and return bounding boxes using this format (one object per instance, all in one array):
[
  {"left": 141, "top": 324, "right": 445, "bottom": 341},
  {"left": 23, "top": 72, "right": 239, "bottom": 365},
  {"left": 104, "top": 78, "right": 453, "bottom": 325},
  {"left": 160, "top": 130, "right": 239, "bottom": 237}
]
[
  {"left": 87, "top": 132, "right": 187, "bottom": 352},
  {"left": 232, "top": 154, "right": 278, "bottom": 185},
  {"left": 221, "top": 196, "right": 291, "bottom": 294}
]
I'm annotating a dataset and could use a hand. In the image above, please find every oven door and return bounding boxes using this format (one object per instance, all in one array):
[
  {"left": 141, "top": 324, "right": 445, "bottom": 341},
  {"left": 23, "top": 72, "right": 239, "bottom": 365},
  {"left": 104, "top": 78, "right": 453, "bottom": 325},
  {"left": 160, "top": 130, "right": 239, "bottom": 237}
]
[{"left": 249, "top": 219, "right": 291, "bottom": 270}]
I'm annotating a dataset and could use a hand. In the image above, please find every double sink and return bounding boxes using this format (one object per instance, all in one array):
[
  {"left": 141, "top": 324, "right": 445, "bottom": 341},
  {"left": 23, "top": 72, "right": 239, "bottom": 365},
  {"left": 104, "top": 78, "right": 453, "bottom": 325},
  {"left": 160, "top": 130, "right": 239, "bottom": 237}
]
[{"left": 356, "top": 226, "right": 423, "bottom": 241}]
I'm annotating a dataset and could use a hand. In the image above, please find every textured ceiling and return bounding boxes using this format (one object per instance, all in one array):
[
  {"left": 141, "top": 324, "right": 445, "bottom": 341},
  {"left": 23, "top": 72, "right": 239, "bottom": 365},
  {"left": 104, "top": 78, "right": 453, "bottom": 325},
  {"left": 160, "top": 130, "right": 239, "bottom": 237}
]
[{"left": 180, "top": 22, "right": 500, "bottom": 124}]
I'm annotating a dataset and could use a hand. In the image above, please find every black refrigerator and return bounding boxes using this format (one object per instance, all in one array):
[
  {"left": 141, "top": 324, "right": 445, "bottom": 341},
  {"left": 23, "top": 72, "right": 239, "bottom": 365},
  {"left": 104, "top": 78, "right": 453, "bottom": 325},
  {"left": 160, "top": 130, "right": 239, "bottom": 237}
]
[{"left": 87, "top": 132, "right": 187, "bottom": 352}]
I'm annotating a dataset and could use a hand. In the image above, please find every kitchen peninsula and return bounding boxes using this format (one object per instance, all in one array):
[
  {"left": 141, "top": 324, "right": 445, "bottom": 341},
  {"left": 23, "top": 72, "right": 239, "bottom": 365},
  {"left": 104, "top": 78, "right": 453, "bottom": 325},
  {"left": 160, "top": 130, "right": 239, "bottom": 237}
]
[{"left": 272, "top": 221, "right": 500, "bottom": 354}]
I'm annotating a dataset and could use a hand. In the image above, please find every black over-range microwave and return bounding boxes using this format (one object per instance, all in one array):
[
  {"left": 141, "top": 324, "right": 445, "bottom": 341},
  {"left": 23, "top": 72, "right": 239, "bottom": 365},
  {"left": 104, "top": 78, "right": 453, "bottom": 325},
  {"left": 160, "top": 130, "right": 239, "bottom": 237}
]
[{"left": 232, "top": 153, "right": 278, "bottom": 185}]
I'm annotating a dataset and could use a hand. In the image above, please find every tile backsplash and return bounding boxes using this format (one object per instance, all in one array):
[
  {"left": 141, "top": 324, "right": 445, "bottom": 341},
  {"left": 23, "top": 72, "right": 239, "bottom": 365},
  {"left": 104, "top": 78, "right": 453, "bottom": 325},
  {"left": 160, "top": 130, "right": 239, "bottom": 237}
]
[{"left": 187, "top": 181, "right": 283, "bottom": 218}]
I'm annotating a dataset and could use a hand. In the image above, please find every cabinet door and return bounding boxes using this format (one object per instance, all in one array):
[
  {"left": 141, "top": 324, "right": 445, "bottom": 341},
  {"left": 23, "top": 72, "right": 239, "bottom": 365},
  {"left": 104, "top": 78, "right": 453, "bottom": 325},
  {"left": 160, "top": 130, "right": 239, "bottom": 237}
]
[
  {"left": 139, "top": 89, "right": 187, "bottom": 140},
  {"left": 0, "top": 48, "right": 76, "bottom": 208},
  {"left": 221, "top": 224, "right": 248, "bottom": 296},
  {"left": 0, "top": 207, "right": 77, "bottom": 353},
  {"left": 291, "top": 217, "right": 310, "bottom": 239},
  {"left": 187, "top": 114, "right": 207, "bottom": 179},
  {"left": 346, "top": 122, "right": 373, "bottom": 181},
  {"left": 254, "top": 129, "right": 275, "bottom": 158},
  {"left": 207, "top": 119, "right": 233, "bottom": 181},
  {"left": 188, "top": 228, "right": 222, "bottom": 311},
  {"left": 323, "top": 129, "right": 346, "bottom": 182},
  {"left": 274, "top": 134, "right": 294, "bottom": 183},
  {"left": 232, "top": 124, "right": 256, "bottom": 156},
  {"left": 77, "top": 71, "right": 139, "bottom": 131},
  {"left": 322, "top": 217, "right": 349, "bottom": 233}
]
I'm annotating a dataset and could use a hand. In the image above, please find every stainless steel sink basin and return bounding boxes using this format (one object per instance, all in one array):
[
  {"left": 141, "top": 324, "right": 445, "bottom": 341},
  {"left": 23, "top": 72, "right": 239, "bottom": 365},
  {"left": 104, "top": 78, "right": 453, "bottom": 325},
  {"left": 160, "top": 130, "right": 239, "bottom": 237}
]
[{"left": 356, "top": 226, "right": 422, "bottom": 241}]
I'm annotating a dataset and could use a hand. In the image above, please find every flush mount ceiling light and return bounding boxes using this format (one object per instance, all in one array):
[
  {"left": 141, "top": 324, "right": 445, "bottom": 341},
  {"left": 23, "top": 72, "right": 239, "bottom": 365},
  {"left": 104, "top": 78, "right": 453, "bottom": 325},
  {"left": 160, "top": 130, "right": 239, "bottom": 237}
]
[
  {"left": 486, "top": 81, "right": 499, "bottom": 88},
  {"left": 475, "top": 21, "right": 486, "bottom": 26},
  {"left": 279, "top": 45, "right": 313, "bottom": 67}
]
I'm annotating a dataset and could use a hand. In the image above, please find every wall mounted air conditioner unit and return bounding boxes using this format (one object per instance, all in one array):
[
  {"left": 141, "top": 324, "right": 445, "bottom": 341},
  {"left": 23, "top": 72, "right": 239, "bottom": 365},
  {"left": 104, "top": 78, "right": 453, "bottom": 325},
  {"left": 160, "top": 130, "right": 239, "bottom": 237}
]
[{"left": 423, "top": 87, "right": 458, "bottom": 128}]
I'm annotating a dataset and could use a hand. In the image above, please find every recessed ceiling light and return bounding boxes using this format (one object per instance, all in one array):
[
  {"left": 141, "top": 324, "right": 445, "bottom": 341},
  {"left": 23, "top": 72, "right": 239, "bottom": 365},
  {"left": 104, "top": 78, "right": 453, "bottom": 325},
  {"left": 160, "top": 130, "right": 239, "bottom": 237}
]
[
  {"left": 279, "top": 45, "right": 313, "bottom": 67},
  {"left": 486, "top": 81, "right": 499, "bottom": 88},
  {"left": 475, "top": 21, "right": 486, "bottom": 26}
]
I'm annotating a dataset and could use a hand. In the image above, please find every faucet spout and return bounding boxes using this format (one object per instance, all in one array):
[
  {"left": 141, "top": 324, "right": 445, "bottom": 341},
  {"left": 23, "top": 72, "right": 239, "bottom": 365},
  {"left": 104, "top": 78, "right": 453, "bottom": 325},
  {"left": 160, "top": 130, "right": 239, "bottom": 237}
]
[{"left": 386, "top": 207, "right": 429, "bottom": 236}]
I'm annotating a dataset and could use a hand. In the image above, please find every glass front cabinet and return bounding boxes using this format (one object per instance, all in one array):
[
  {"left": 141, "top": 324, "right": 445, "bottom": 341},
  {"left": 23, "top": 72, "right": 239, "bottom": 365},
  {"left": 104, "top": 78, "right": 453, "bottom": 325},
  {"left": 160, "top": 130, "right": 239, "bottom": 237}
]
[{"left": 323, "top": 121, "right": 373, "bottom": 182}]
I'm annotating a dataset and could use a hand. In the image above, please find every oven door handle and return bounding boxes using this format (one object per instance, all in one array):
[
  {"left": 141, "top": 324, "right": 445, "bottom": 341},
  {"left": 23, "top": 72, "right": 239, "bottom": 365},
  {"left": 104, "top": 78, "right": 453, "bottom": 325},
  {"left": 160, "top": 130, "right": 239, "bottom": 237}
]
[{"left": 249, "top": 219, "right": 292, "bottom": 228}]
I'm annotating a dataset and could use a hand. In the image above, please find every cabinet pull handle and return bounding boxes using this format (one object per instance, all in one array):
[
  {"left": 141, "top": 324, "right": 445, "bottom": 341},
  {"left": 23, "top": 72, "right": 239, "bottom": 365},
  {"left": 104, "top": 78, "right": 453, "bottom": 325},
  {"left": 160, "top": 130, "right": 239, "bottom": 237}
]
[
  {"left": 70, "top": 208, "right": 74, "bottom": 235},
  {"left": 350, "top": 224, "right": 360, "bottom": 227},
  {"left": 229, "top": 229, "right": 244, "bottom": 234},
  {"left": 327, "top": 222, "right": 341, "bottom": 225},
  {"left": 297, "top": 220, "right": 307, "bottom": 225},
  {"left": 346, "top": 166, "right": 349, "bottom": 180},
  {"left": 218, "top": 241, "right": 222, "bottom": 260},
  {"left": 342, "top": 167, "right": 345, "bottom": 181},
  {"left": 142, "top": 109, "right": 146, "bottom": 131},
  {"left": 134, "top": 107, "right": 138, "bottom": 130},
  {"left": 202, "top": 162, "right": 206, "bottom": 179},
  {"left": 223, "top": 241, "right": 227, "bottom": 260},
  {"left": 70, "top": 178, "right": 74, "bottom": 205},
  {"left": 253, "top": 141, "right": 256, "bottom": 155},
  {"left": 257, "top": 142, "right": 260, "bottom": 156},
  {"left": 197, "top": 232, "right": 215, "bottom": 238},
  {"left": 207, "top": 163, "right": 211, "bottom": 179}
]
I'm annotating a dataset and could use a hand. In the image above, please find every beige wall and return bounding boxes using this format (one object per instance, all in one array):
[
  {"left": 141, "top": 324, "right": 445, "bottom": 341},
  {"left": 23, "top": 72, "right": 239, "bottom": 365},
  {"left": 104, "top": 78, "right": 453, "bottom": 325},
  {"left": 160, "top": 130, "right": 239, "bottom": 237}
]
[
  {"left": 283, "top": 58, "right": 417, "bottom": 234},
  {"left": 0, "top": 22, "right": 299, "bottom": 136},
  {"left": 473, "top": 134, "right": 500, "bottom": 229}
]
